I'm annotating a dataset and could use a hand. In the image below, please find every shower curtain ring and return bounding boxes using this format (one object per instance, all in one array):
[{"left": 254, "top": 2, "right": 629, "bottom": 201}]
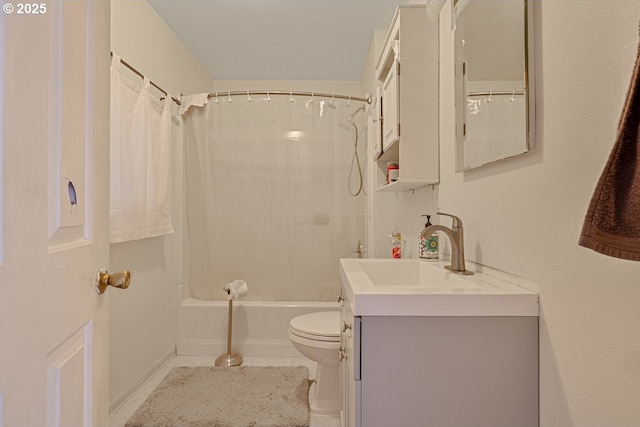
[
  {"left": 510, "top": 90, "right": 515, "bottom": 102},
  {"left": 487, "top": 91, "right": 492, "bottom": 103},
  {"left": 215, "top": 93, "right": 219, "bottom": 104},
  {"left": 290, "top": 90, "right": 294, "bottom": 103},
  {"left": 347, "top": 96, "right": 351, "bottom": 107},
  {"left": 247, "top": 91, "right": 252, "bottom": 102},
  {"left": 228, "top": 91, "right": 232, "bottom": 103}
]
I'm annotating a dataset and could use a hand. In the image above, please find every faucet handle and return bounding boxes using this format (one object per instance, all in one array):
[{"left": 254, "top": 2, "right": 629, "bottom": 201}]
[{"left": 437, "top": 212, "right": 463, "bottom": 228}]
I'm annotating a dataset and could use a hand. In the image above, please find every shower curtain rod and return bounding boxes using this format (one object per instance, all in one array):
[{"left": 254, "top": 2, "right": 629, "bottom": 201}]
[
  {"left": 467, "top": 90, "right": 525, "bottom": 98},
  {"left": 110, "top": 52, "right": 182, "bottom": 106},
  {"left": 207, "top": 90, "right": 370, "bottom": 104}
]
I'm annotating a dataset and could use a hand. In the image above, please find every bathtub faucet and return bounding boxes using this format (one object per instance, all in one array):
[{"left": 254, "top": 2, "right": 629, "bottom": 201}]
[{"left": 420, "top": 212, "right": 473, "bottom": 275}]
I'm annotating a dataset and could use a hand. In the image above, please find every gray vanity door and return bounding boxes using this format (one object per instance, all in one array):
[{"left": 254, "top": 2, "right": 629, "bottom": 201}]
[{"left": 358, "top": 316, "right": 538, "bottom": 427}]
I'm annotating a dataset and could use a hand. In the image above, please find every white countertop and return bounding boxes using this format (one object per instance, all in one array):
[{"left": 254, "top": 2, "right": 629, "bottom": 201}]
[{"left": 339, "top": 258, "right": 539, "bottom": 317}]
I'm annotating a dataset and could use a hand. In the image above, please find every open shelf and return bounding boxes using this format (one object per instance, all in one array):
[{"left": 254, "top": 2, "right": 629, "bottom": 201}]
[{"left": 376, "top": 180, "right": 434, "bottom": 192}]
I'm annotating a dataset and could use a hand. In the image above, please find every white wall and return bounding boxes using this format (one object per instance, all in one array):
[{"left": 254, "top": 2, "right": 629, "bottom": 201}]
[
  {"left": 109, "top": 0, "right": 212, "bottom": 412},
  {"left": 376, "top": 0, "right": 640, "bottom": 424}
]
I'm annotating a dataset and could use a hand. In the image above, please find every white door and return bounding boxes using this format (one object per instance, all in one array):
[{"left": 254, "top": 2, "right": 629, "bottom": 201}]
[{"left": 0, "top": 1, "right": 112, "bottom": 426}]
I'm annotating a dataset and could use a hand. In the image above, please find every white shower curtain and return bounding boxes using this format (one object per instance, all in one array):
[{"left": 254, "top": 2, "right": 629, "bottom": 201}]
[
  {"left": 110, "top": 55, "right": 173, "bottom": 243},
  {"left": 182, "top": 95, "right": 365, "bottom": 301},
  {"left": 464, "top": 94, "right": 526, "bottom": 169},
  {"left": 464, "top": 80, "right": 527, "bottom": 169}
]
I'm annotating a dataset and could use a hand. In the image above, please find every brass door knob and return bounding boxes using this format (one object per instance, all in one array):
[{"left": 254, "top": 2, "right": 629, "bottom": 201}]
[{"left": 95, "top": 268, "right": 131, "bottom": 294}]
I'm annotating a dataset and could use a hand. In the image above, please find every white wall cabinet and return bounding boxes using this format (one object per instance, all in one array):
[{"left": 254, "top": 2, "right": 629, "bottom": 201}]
[
  {"left": 340, "top": 287, "right": 539, "bottom": 427},
  {"left": 374, "top": 5, "right": 439, "bottom": 192}
]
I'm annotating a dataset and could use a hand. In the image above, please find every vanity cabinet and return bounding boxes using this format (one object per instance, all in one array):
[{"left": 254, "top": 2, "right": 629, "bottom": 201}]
[
  {"left": 374, "top": 5, "right": 439, "bottom": 192},
  {"left": 340, "top": 287, "right": 539, "bottom": 427}
]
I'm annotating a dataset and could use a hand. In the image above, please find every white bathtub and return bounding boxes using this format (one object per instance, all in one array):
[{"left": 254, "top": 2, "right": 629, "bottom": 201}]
[{"left": 177, "top": 284, "right": 340, "bottom": 357}]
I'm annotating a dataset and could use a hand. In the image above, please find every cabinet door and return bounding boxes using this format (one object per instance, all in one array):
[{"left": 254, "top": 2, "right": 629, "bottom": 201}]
[
  {"left": 340, "top": 304, "right": 348, "bottom": 426},
  {"left": 340, "top": 302, "right": 359, "bottom": 427},
  {"left": 368, "top": 115, "right": 380, "bottom": 161},
  {"left": 359, "top": 316, "right": 538, "bottom": 427},
  {"left": 369, "top": 87, "right": 383, "bottom": 160},
  {"left": 381, "top": 62, "right": 400, "bottom": 151}
]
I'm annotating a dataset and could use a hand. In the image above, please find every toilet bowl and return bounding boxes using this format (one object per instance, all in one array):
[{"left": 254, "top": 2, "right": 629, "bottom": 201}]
[{"left": 289, "top": 311, "right": 341, "bottom": 416}]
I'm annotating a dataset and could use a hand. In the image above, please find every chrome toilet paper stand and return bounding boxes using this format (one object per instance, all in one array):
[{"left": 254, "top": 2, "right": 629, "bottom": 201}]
[{"left": 215, "top": 288, "right": 243, "bottom": 367}]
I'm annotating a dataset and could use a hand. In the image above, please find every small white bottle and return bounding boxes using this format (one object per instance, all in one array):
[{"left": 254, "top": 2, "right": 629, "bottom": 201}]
[
  {"left": 391, "top": 229, "right": 402, "bottom": 258},
  {"left": 419, "top": 215, "right": 439, "bottom": 260}
]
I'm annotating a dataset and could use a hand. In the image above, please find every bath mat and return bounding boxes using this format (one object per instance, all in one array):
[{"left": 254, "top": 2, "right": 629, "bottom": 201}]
[{"left": 125, "top": 366, "right": 310, "bottom": 427}]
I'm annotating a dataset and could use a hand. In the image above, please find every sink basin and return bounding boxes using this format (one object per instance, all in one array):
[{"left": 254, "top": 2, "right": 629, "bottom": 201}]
[
  {"left": 339, "top": 258, "right": 539, "bottom": 317},
  {"left": 359, "top": 259, "right": 479, "bottom": 289}
]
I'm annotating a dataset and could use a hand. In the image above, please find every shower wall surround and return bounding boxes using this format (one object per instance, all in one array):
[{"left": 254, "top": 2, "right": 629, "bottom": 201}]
[{"left": 183, "top": 94, "right": 366, "bottom": 301}]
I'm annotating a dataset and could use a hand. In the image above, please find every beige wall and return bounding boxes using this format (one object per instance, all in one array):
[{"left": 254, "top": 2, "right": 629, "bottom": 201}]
[
  {"left": 109, "top": 0, "right": 212, "bottom": 411},
  {"left": 380, "top": 0, "right": 640, "bottom": 424},
  {"left": 441, "top": 2, "right": 640, "bottom": 422},
  {"left": 213, "top": 80, "right": 362, "bottom": 95},
  {"left": 362, "top": 28, "right": 438, "bottom": 259},
  {"left": 110, "top": 0, "right": 212, "bottom": 96}
]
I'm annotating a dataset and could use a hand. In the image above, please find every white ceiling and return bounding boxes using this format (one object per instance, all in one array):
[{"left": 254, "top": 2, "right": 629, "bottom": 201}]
[{"left": 146, "top": 0, "right": 410, "bottom": 81}]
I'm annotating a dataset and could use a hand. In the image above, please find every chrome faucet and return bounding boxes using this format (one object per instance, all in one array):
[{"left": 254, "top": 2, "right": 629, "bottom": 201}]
[{"left": 420, "top": 212, "right": 474, "bottom": 275}]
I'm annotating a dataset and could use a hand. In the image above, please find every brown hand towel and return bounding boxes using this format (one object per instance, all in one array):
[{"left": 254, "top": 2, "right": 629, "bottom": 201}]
[{"left": 579, "top": 36, "right": 640, "bottom": 261}]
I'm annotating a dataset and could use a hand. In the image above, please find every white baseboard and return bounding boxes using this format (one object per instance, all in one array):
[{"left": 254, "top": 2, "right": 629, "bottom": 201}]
[{"left": 108, "top": 349, "right": 175, "bottom": 415}]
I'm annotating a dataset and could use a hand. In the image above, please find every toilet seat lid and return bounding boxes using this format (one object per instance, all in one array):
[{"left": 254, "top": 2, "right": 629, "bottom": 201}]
[{"left": 290, "top": 311, "right": 340, "bottom": 339}]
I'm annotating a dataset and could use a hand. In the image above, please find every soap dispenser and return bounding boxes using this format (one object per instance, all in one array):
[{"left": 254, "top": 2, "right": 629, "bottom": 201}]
[{"left": 419, "top": 215, "right": 439, "bottom": 260}]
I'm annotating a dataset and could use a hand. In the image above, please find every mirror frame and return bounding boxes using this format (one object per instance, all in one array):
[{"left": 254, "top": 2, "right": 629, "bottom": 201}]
[{"left": 453, "top": 0, "right": 535, "bottom": 172}]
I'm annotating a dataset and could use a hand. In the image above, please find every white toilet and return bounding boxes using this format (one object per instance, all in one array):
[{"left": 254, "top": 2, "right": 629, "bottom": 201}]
[{"left": 289, "top": 311, "right": 341, "bottom": 416}]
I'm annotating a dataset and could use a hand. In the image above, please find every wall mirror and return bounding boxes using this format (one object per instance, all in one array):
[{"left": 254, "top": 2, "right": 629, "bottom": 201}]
[{"left": 453, "top": 0, "right": 534, "bottom": 172}]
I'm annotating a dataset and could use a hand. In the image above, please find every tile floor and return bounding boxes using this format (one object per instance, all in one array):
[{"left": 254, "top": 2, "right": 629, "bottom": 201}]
[{"left": 109, "top": 355, "right": 342, "bottom": 427}]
